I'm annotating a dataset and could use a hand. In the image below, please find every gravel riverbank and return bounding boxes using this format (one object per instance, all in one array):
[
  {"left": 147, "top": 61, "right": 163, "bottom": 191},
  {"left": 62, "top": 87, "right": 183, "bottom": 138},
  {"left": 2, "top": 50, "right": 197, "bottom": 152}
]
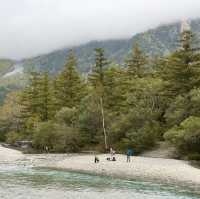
[
  {"left": 53, "top": 154, "right": 200, "bottom": 190},
  {"left": 1, "top": 145, "right": 200, "bottom": 190}
]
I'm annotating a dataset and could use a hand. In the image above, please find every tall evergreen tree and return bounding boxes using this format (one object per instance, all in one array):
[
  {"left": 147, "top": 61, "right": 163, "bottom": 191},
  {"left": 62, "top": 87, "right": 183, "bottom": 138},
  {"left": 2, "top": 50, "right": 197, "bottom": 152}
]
[
  {"left": 126, "top": 43, "right": 147, "bottom": 78},
  {"left": 20, "top": 71, "right": 41, "bottom": 119},
  {"left": 56, "top": 50, "right": 85, "bottom": 109},
  {"left": 89, "top": 48, "right": 109, "bottom": 150},
  {"left": 103, "top": 66, "right": 127, "bottom": 114},
  {"left": 161, "top": 29, "right": 200, "bottom": 97},
  {"left": 89, "top": 48, "right": 109, "bottom": 89},
  {"left": 18, "top": 71, "right": 43, "bottom": 134},
  {"left": 38, "top": 71, "right": 54, "bottom": 121}
]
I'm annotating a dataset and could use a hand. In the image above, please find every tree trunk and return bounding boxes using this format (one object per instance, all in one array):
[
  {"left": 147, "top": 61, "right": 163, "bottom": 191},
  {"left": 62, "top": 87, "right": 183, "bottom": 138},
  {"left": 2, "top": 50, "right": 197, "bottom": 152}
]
[{"left": 100, "top": 97, "right": 108, "bottom": 150}]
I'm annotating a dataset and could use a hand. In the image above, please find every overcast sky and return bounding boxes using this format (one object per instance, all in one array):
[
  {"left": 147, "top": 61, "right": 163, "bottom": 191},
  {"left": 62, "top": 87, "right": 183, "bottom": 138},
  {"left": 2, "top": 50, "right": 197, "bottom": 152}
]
[{"left": 1, "top": 0, "right": 200, "bottom": 60}]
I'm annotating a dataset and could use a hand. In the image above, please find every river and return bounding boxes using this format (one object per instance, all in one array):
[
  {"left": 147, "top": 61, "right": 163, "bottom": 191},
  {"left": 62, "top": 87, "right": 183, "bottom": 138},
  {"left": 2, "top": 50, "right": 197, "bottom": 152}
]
[{"left": 0, "top": 161, "right": 199, "bottom": 199}]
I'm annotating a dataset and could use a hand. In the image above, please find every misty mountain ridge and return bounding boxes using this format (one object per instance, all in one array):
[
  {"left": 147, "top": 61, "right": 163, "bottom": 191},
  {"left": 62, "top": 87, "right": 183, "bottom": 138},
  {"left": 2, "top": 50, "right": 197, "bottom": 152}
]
[{"left": 1, "top": 18, "right": 200, "bottom": 76}]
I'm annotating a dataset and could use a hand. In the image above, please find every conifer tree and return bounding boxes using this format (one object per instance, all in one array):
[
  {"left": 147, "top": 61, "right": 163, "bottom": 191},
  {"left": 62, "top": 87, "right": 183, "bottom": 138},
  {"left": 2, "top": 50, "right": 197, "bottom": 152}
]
[
  {"left": 56, "top": 50, "right": 85, "bottom": 109},
  {"left": 103, "top": 66, "right": 127, "bottom": 114},
  {"left": 18, "top": 71, "right": 43, "bottom": 133},
  {"left": 126, "top": 43, "right": 147, "bottom": 78},
  {"left": 38, "top": 71, "right": 54, "bottom": 121},
  {"left": 52, "top": 77, "right": 61, "bottom": 112},
  {"left": 20, "top": 71, "right": 41, "bottom": 119},
  {"left": 161, "top": 29, "right": 200, "bottom": 96},
  {"left": 89, "top": 48, "right": 109, "bottom": 150},
  {"left": 89, "top": 48, "right": 109, "bottom": 88}
]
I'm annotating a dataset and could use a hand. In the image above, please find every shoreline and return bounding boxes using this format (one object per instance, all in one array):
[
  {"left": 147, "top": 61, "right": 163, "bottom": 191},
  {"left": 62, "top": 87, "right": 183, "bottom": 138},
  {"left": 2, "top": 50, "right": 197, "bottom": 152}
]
[
  {"left": 0, "top": 144, "right": 24, "bottom": 162},
  {"left": 50, "top": 154, "right": 200, "bottom": 191},
  {"left": 0, "top": 144, "right": 200, "bottom": 192},
  {"left": 43, "top": 166, "right": 200, "bottom": 195}
]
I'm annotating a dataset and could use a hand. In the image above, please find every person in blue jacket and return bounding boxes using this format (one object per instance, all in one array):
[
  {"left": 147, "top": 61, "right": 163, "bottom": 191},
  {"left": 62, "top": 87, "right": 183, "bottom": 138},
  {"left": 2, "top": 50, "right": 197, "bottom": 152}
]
[{"left": 127, "top": 148, "right": 133, "bottom": 162}]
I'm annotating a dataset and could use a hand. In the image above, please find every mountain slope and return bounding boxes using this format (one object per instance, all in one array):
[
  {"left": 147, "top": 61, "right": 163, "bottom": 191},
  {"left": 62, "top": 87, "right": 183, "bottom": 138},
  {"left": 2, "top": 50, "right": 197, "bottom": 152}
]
[
  {"left": 0, "top": 59, "right": 15, "bottom": 77},
  {"left": 22, "top": 39, "right": 131, "bottom": 73},
  {"left": 21, "top": 18, "right": 200, "bottom": 74}
]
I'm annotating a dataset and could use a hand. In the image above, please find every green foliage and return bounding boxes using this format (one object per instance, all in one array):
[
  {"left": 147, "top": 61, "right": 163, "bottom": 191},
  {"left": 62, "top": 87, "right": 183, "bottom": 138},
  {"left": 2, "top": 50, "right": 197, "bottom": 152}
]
[
  {"left": 103, "top": 66, "right": 127, "bottom": 113},
  {"left": 89, "top": 48, "right": 108, "bottom": 89},
  {"left": 33, "top": 121, "right": 81, "bottom": 152},
  {"left": 161, "top": 30, "right": 200, "bottom": 158},
  {"left": 6, "top": 131, "right": 23, "bottom": 145},
  {"left": 18, "top": 71, "right": 55, "bottom": 136},
  {"left": 0, "top": 92, "right": 22, "bottom": 140},
  {"left": 88, "top": 48, "right": 110, "bottom": 150},
  {"left": 109, "top": 110, "right": 160, "bottom": 153},
  {"left": 55, "top": 107, "right": 77, "bottom": 127},
  {"left": 2, "top": 28, "right": 200, "bottom": 157},
  {"left": 187, "top": 153, "right": 200, "bottom": 161},
  {"left": 165, "top": 89, "right": 200, "bottom": 128},
  {"left": 164, "top": 116, "right": 200, "bottom": 155},
  {"left": 107, "top": 76, "right": 164, "bottom": 152},
  {"left": 126, "top": 43, "right": 148, "bottom": 78},
  {"left": 39, "top": 72, "right": 55, "bottom": 121},
  {"left": 160, "top": 30, "right": 200, "bottom": 97},
  {"left": 78, "top": 94, "right": 103, "bottom": 145},
  {"left": 55, "top": 50, "right": 86, "bottom": 109}
]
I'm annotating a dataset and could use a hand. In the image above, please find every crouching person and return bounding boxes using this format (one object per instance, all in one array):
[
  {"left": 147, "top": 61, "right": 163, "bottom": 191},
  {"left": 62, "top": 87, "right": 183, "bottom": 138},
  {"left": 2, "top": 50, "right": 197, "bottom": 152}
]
[{"left": 94, "top": 156, "right": 99, "bottom": 163}]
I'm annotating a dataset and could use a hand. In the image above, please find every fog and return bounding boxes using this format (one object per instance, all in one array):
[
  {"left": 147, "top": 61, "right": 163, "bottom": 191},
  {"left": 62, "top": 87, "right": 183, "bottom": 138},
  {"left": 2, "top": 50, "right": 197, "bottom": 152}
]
[{"left": 0, "top": 0, "right": 200, "bottom": 59}]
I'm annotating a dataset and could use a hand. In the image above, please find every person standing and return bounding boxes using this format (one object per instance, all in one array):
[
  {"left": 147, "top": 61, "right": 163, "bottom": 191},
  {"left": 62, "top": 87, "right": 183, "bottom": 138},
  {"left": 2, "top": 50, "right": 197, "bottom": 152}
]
[
  {"left": 93, "top": 151, "right": 99, "bottom": 163},
  {"left": 110, "top": 147, "right": 116, "bottom": 161},
  {"left": 110, "top": 147, "right": 113, "bottom": 158},
  {"left": 127, "top": 148, "right": 133, "bottom": 162},
  {"left": 45, "top": 146, "right": 49, "bottom": 153}
]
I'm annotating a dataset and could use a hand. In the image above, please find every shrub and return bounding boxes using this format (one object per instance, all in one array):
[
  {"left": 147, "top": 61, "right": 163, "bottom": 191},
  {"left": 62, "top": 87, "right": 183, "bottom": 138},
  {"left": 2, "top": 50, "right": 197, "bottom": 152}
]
[
  {"left": 164, "top": 116, "right": 200, "bottom": 156},
  {"left": 6, "top": 131, "right": 22, "bottom": 144},
  {"left": 109, "top": 113, "right": 158, "bottom": 153},
  {"left": 33, "top": 121, "right": 81, "bottom": 152},
  {"left": 187, "top": 153, "right": 200, "bottom": 161},
  {"left": 55, "top": 107, "right": 77, "bottom": 126}
]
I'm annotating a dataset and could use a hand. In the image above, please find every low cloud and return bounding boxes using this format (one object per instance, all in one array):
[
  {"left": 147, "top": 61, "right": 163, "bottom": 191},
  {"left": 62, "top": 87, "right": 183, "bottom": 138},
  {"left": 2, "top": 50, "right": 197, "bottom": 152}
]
[{"left": 0, "top": 0, "right": 200, "bottom": 59}]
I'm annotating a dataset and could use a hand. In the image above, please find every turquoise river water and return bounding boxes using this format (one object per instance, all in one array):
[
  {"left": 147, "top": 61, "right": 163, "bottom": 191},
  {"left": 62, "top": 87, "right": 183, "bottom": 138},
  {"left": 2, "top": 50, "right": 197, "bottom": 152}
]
[{"left": 0, "top": 162, "right": 200, "bottom": 199}]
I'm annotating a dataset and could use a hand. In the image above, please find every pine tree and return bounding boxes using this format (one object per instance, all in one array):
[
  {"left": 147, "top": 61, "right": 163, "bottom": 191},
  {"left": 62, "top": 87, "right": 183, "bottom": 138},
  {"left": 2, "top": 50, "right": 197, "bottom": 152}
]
[
  {"left": 38, "top": 71, "right": 54, "bottom": 121},
  {"left": 20, "top": 72, "right": 41, "bottom": 118},
  {"left": 52, "top": 77, "right": 61, "bottom": 112},
  {"left": 56, "top": 50, "right": 85, "bottom": 109},
  {"left": 89, "top": 48, "right": 109, "bottom": 90},
  {"left": 89, "top": 48, "right": 109, "bottom": 150},
  {"left": 103, "top": 66, "right": 127, "bottom": 114},
  {"left": 161, "top": 29, "right": 200, "bottom": 97},
  {"left": 126, "top": 43, "right": 147, "bottom": 78},
  {"left": 18, "top": 71, "right": 43, "bottom": 133}
]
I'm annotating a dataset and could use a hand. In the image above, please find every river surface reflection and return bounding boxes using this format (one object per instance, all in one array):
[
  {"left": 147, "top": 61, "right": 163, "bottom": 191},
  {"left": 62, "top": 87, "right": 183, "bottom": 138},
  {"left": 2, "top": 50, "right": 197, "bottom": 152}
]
[{"left": 0, "top": 162, "right": 200, "bottom": 199}]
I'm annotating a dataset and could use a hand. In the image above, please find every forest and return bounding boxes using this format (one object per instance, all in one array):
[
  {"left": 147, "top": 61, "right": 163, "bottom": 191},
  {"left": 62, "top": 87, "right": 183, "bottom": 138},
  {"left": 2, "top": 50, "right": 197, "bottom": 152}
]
[{"left": 0, "top": 29, "right": 200, "bottom": 160}]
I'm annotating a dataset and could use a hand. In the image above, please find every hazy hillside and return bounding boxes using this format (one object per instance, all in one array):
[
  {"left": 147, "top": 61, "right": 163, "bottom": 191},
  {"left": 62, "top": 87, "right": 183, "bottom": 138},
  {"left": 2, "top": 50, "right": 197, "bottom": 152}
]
[
  {"left": 0, "top": 59, "right": 14, "bottom": 77},
  {"left": 0, "top": 61, "right": 25, "bottom": 104},
  {"left": 21, "top": 18, "right": 200, "bottom": 74},
  {"left": 22, "top": 39, "right": 131, "bottom": 73}
]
